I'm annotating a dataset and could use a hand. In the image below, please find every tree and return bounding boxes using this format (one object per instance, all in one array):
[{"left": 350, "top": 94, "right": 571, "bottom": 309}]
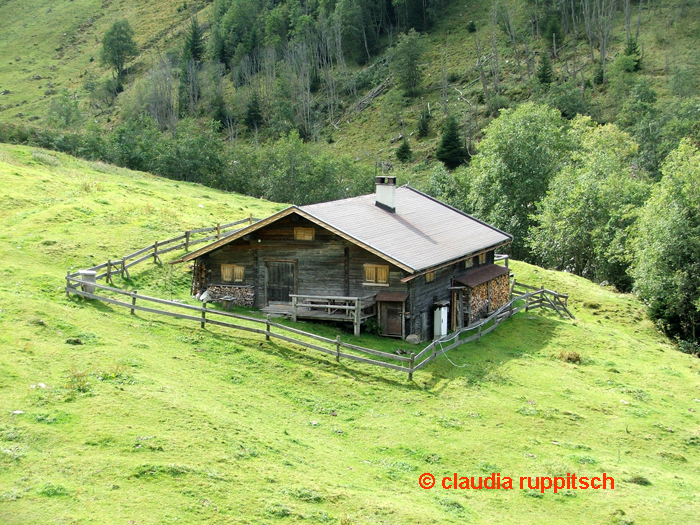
[
  {"left": 47, "top": 89, "right": 82, "bottom": 129},
  {"left": 390, "top": 29, "right": 426, "bottom": 97},
  {"left": 466, "top": 103, "right": 570, "bottom": 260},
  {"left": 417, "top": 105, "right": 430, "bottom": 138},
  {"left": 396, "top": 138, "right": 412, "bottom": 162},
  {"left": 528, "top": 117, "right": 650, "bottom": 290},
  {"left": 537, "top": 53, "right": 553, "bottom": 85},
  {"left": 623, "top": 38, "right": 641, "bottom": 72},
  {"left": 245, "top": 92, "right": 263, "bottom": 131},
  {"left": 183, "top": 16, "right": 205, "bottom": 63},
  {"left": 436, "top": 115, "right": 468, "bottom": 169},
  {"left": 631, "top": 140, "right": 700, "bottom": 343},
  {"left": 100, "top": 19, "right": 138, "bottom": 79}
]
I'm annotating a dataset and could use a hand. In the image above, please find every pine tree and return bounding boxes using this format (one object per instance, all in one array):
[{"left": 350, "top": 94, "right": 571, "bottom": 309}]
[
  {"left": 396, "top": 138, "right": 412, "bottom": 162},
  {"left": 183, "top": 17, "right": 205, "bottom": 63},
  {"left": 537, "top": 53, "right": 553, "bottom": 85},
  {"left": 417, "top": 106, "right": 430, "bottom": 138},
  {"left": 245, "top": 92, "right": 263, "bottom": 131},
  {"left": 624, "top": 38, "right": 641, "bottom": 71},
  {"left": 436, "top": 115, "right": 468, "bottom": 169}
]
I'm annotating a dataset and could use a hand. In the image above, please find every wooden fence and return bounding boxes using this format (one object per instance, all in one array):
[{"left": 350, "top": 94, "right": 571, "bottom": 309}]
[
  {"left": 66, "top": 255, "right": 573, "bottom": 380},
  {"left": 65, "top": 277, "right": 416, "bottom": 376},
  {"left": 65, "top": 216, "right": 259, "bottom": 284}
]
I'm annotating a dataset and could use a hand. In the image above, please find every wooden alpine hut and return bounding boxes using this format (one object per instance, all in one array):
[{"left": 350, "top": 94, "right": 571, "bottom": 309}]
[{"left": 174, "top": 177, "right": 513, "bottom": 340}]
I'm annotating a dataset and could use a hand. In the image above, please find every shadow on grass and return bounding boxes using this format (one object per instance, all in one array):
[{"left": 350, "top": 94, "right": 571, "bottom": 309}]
[{"left": 419, "top": 312, "right": 564, "bottom": 394}]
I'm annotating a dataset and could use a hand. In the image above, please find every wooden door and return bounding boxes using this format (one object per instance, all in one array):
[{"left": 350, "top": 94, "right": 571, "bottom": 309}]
[
  {"left": 267, "top": 262, "right": 295, "bottom": 303},
  {"left": 380, "top": 302, "right": 403, "bottom": 337}
]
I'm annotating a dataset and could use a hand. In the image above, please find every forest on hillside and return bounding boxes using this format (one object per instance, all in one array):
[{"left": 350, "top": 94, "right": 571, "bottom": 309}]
[{"left": 0, "top": 0, "right": 698, "bottom": 346}]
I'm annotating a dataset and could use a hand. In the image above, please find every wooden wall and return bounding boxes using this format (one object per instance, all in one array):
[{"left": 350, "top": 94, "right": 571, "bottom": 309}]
[{"left": 198, "top": 215, "right": 407, "bottom": 308}]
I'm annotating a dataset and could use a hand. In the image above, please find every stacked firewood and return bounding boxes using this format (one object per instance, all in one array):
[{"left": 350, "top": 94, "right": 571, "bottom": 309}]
[
  {"left": 490, "top": 275, "right": 510, "bottom": 310},
  {"left": 206, "top": 285, "right": 255, "bottom": 307},
  {"left": 470, "top": 283, "right": 489, "bottom": 322}
]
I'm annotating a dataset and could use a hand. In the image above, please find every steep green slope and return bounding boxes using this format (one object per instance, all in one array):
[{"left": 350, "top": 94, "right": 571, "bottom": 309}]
[
  {"left": 0, "top": 0, "right": 204, "bottom": 121},
  {"left": 0, "top": 145, "right": 699, "bottom": 523}
]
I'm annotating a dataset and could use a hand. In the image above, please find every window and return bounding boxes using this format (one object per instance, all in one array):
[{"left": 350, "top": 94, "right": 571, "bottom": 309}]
[
  {"left": 294, "top": 227, "right": 315, "bottom": 241},
  {"left": 465, "top": 257, "right": 475, "bottom": 269},
  {"left": 425, "top": 271, "right": 435, "bottom": 283},
  {"left": 478, "top": 252, "right": 487, "bottom": 265},
  {"left": 364, "top": 264, "right": 389, "bottom": 285},
  {"left": 221, "top": 264, "right": 244, "bottom": 283}
]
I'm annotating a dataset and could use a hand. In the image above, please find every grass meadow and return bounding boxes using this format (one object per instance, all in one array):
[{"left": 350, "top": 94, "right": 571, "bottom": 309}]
[{"left": 0, "top": 144, "right": 698, "bottom": 524}]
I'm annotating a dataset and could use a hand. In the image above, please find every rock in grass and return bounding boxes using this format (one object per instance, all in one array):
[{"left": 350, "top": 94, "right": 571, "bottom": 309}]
[
  {"left": 66, "top": 337, "right": 83, "bottom": 345},
  {"left": 406, "top": 334, "right": 420, "bottom": 344}
]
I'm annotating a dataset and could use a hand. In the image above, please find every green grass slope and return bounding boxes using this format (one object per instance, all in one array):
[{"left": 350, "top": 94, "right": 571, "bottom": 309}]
[
  {"left": 1, "top": 144, "right": 699, "bottom": 524},
  {"left": 0, "top": 0, "right": 204, "bottom": 121}
]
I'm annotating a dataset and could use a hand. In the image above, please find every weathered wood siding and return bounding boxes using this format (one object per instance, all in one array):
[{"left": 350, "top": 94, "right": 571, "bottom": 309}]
[{"left": 199, "top": 216, "right": 407, "bottom": 308}]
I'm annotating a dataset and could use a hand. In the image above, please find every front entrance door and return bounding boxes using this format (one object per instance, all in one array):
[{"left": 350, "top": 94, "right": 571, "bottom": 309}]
[
  {"left": 267, "top": 261, "right": 295, "bottom": 303},
  {"left": 379, "top": 301, "right": 403, "bottom": 337}
]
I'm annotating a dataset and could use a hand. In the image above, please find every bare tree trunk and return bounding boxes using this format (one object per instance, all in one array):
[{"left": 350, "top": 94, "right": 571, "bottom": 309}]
[
  {"left": 635, "top": 0, "right": 644, "bottom": 42},
  {"left": 148, "top": 56, "right": 177, "bottom": 132},
  {"left": 490, "top": 3, "right": 501, "bottom": 95},
  {"left": 504, "top": 8, "right": 524, "bottom": 83},
  {"left": 475, "top": 30, "right": 492, "bottom": 115}
]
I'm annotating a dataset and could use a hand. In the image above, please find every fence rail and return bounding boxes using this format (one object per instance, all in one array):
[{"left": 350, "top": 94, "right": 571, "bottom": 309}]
[
  {"left": 67, "top": 216, "right": 260, "bottom": 283},
  {"left": 65, "top": 276, "right": 414, "bottom": 375}
]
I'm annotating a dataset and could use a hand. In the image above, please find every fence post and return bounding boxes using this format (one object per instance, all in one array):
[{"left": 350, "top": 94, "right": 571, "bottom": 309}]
[
  {"left": 266, "top": 314, "right": 271, "bottom": 341},
  {"left": 106, "top": 259, "right": 113, "bottom": 285},
  {"left": 122, "top": 257, "right": 130, "bottom": 280},
  {"left": 153, "top": 241, "right": 159, "bottom": 264},
  {"left": 408, "top": 352, "right": 415, "bottom": 381},
  {"left": 336, "top": 335, "right": 341, "bottom": 362},
  {"left": 292, "top": 296, "right": 298, "bottom": 322},
  {"left": 354, "top": 298, "right": 361, "bottom": 337},
  {"left": 65, "top": 271, "right": 71, "bottom": 298},
  {"left": 525, "top": 294, "right": 529, "bottom": 312},
  {"left": 201, "top": 302, "right": 206, "bottom": 328},
  {"left": 185, "top": 231, "right": 190, "bottom": 251},
  {"left": 131, "top": 291, "right": 137, "bottom": 315},
  {"left": 249, "top": 213, "right": 253, "bottom": 225},
  {"left": 216, "top": 223, "right": 221, "bottom": 239},
  {"left": 478, "top": 323, "right": 482, "bottom": 340}
]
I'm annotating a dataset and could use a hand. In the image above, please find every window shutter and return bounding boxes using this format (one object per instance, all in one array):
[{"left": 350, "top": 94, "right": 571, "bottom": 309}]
[
  {"left": 376, "top": 266, "right": 389, "bottom": 284},
  {"left": 233, "top": 265, "right": 244, "bottom": 282},
  {"left": 221, "top": 264, "right": 234, "bottom": 282},
  {"left": 364, "top": 265, "right": 376, "bottom": 283}
]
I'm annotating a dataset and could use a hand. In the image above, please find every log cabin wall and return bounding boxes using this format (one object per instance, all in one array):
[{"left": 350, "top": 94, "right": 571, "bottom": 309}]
[{"left": 198, "top": 216, "right": 408, "bottom": 308}]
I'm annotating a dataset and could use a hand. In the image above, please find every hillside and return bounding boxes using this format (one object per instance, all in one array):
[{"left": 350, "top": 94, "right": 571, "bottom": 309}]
[
  {"left": 1, "top": 145, "right": 699, "bottom": 523},
  {"left": 0, "top": 0, "right": 699, "bottom": 177}
]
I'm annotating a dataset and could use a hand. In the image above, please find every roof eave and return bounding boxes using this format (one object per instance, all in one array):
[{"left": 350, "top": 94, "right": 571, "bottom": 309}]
[{"left": 400, "top": 239, "right": 512, "bottom": 283}]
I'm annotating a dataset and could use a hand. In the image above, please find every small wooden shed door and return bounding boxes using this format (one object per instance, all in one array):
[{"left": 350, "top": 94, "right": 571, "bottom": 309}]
[
  {"left": 267, "top": 261, "right": 295, "bottom": 303},
  {"left": 380, "top": 302, "right": 403, "bottom": 337}
]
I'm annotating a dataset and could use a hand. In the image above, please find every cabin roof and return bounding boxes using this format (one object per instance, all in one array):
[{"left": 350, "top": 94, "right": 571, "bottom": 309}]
[
  {"left": 299, "top": 186, "right": 511, "bottom": 273},
  {"left": 174, "top": 186, "right": 511, "bottom": 273}
]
